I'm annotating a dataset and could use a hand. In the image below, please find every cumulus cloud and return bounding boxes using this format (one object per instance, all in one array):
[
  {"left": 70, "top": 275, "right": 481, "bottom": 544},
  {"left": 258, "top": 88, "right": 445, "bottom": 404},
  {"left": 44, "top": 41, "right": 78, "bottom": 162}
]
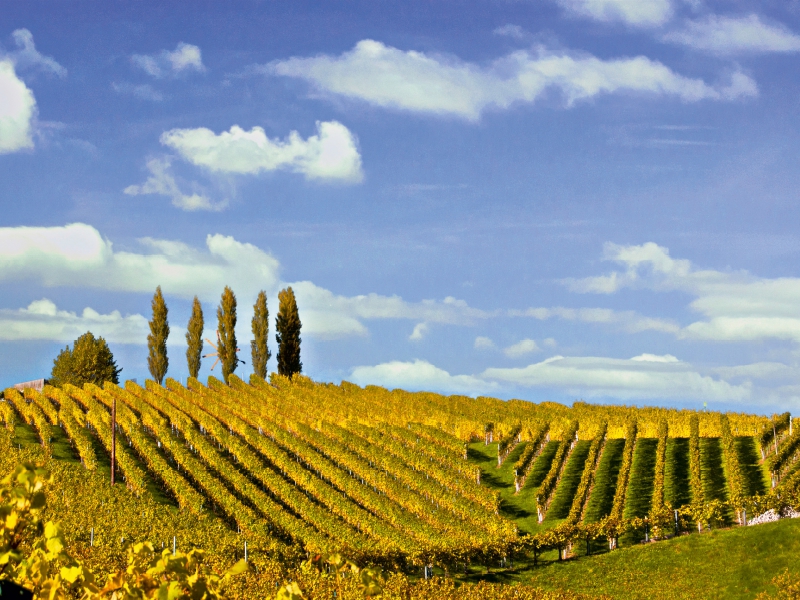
[
  {"left": 0, "top": 60, "right": 36, "bottom": 153},
  {"left": 0, "top": 223, "right": 491, "bottom": 341},
  {"left": 350, "top": 359, "right": 498, "bottom": 396},
  {"left": 266, "top": 40, "right": 754, "bottom": 121},
  {"left": 664, "top": 14, "right": 800, "bottom": 55},
  {"left": 160, "top": 121, "right": 363, "bottom": 183},
  {"left": 512, "top": 305, "right": 680, "bottom": 334},
  {"left": 124, "top": 157, "right": 225, "bottom": 211},
  {"left": 8, "top": 29, "right": 67, "bottom": 77},
  {"left": 482, "top": 354, "right": 750, "bottom": 401},
  {"left": 0, "top": 299, "right": 149, "bottom": 344},
  {"left": 568, "top": 241, "right": 800, "bottom": 343},
  {"left": 557, "top": 0, "right": 672, "bottom": 26},
  {"left": 131, "top": 42, "right": 205, "bottom": 78},
  {"left": 474, "top": 336, "right": 496, "bottom": 350},
  {"left": 504, "top": 338, "right": 540, "bottom": 358},
  {"left": 0, "top": 223, "right": 280, "bottom": 302}
]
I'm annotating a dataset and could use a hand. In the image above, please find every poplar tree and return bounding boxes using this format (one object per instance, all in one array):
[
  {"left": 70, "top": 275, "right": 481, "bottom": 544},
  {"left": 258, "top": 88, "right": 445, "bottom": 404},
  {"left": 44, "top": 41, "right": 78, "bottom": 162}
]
[
  {"left": 276, "top": 286, "right": 302, "bottom": 377},
  {"left": 186, "top": 296, "right": 204, "bottom": 379},
  {"left": 217, "top": 286, "right": 238, "bottom": 383},
  {"left": 251, "top": 290, "right": 270, "bottom": 380},
  {"left": 147, "top": 286, "right": 169, "bottom": 384}
]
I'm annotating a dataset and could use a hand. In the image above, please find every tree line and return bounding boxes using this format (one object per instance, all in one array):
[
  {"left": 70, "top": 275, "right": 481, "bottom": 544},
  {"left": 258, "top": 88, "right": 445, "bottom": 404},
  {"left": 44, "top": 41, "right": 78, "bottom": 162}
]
[{"left": 50, "top": 286, "right": 302, "bottom": 387}]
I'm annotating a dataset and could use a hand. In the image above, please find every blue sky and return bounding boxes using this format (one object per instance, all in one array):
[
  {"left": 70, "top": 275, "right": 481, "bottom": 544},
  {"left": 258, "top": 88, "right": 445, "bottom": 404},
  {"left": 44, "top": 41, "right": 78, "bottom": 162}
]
[{"left": 2, "top": 0, "right": 800, "bottom": 414}]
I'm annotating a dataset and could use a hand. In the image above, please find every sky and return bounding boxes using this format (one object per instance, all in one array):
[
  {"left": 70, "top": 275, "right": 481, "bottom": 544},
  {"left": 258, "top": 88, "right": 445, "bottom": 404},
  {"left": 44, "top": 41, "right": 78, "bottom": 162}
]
[{"left": 2, "top": 0, "right": 800, "bottom": 415}]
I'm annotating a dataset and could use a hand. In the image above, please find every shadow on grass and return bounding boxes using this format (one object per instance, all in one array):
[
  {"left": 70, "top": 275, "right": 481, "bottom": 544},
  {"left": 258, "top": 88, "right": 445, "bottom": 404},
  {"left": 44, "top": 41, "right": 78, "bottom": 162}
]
[
  {"left": 735, "top": 436, "right": 768, "bottom": 497},
  {"left": 665, "top": 437, "right": 691, "bottom": 508}
]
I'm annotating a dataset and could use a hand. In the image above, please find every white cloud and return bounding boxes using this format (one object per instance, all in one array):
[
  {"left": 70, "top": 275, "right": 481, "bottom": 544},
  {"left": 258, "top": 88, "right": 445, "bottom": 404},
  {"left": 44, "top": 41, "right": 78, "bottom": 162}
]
[
  {"left": 0, "top": 223, "right": 281, "bottom": 302},
  {"left": 482, "top": 354, "right": 750, "bottom": 402},
  {"left": 288, "top": 281, "right": 491, "bottom": 340},
  {"left": 124, "top": 157, "right": 225, "bottom": 211},
  {"left": 409, "top": 322, "right": 429, "bottom": 341},
  {"left": 512, "top": 305, "right": 680, "bottom": 334},
  {"left": 568, "top": 241, "right": 800, "bottom": 343},
  {"left": 267, "top": 40, "right": 756, "bottom": 121},
  {"left": 0, "top": 59, "right": 36, "bottom": 153},
  {"left": 9, "top": 29, "right": 67, "bottom": 77},
  {"left": 160, "top": 121, "right": 363, "bottom": 183},
  {"left": 131, "top": 42, "right": 205, "bottom": 78},
  {"left": 664, "top": 14, "right": 800, "bottom": 55},
  {"left": 0, "top": 299, "right": 149, "bottom": 344},
  {"left": 0, "top": 223, "right": 491, "bottom": 341},
  {"left": 557, "top": 0, "right": 672, "bottom": 26},
  {"left": 112, "top": 82, "right": 164, "bottom": 101},
  {"left": 474, "top": 336, "right": 496, "bottom": 350},
  {"left": 504, "top": 338, "right": 540, "bottom": 358},
  {"left": 713, "top": 362, "right": 795, "bottom": 381},
  {"left": 630, "top": 353, "right": 679, "bottom": 363},
  {"left": 350, "top": 359, "right": 498, "bottom": 396}
]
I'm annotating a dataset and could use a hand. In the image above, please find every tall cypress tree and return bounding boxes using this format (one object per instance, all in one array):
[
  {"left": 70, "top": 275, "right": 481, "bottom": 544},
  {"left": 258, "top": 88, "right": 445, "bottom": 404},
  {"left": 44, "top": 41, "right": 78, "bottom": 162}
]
[
  {"left": 147, "top": 286, "right": 169, "bottom": 384},
  {"left": 276, "top": 286, "right": 302, "bottom": 377},
  {"left": 186, "top": 296, "right": 204, "bottom": 379},
  {"left": 251, "top": 290, "right": 270, "bottom": 380},
  {"left": 217, "top": 286, "right": 238, "bottom": 383}
]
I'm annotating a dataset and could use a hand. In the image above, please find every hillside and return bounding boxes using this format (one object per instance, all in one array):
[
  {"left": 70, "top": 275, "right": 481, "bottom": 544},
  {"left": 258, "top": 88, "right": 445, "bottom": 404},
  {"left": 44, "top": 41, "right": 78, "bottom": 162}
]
[{"left": 2, "top": 375, "right": 799, "bottom": 598}]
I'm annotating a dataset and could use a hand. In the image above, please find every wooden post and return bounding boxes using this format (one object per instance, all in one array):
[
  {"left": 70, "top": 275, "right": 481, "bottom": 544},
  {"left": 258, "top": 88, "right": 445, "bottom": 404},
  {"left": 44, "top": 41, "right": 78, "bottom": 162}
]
[
  {"left": 110, "top": 398, "right": 116, "bottom": 486},
  {"left": 774, "top": 423, "right": 778, "bottom": 456}
]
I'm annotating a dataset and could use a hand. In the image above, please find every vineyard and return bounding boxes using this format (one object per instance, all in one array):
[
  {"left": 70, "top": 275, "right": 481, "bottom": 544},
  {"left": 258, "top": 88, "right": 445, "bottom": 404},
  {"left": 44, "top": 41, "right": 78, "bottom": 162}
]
[{"left": 2, "top": 374, "right": 800, "bottom": 598}]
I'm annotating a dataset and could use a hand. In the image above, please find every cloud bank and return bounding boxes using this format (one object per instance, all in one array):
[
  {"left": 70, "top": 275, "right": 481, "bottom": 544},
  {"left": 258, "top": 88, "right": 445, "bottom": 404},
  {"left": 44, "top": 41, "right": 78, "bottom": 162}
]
[
  {"left": 482, "top": 354, "right": 750, "bottom": 401},
  {"left": 0, "top": 224, "right": 490, "bottom": 341},
  {"left": 268, "top": 40, "right": 756, "bottom": 121},
  {"left": 0, "top": 299, "right": 149, "bottom": 344},
  {"left": 569, "top": 241, "right": 800, "bottom": 343}
]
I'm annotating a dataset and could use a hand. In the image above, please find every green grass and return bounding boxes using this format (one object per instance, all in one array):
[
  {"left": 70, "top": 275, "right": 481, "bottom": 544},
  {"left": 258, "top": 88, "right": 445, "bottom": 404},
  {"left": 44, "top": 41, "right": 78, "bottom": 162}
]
[
  {"left": 525, "top": 441, "right": 560, "bottom": 490},
  {"left": 545, "top": 441, "right": 591, "bottom": 521},
  {"left": 468, "top": 440, "right": 567, "bottom": 534},
  {"left": 469, "top": 441, "right": 538, "bottom": 533},
  {"left": 584, "top": 438, "right": 625, "bottom": 523},
  {"left": 508, "top": 516, "right": 800, "bottom": 599},
  {"left": 623, "top": 438, "right": 658, "bottom": 520},
  {"left": 664, "top": 437, "right": 690, "bottom": 508},
  {"left": 735, "top": 436, "right": 769, "bottom": 496}
]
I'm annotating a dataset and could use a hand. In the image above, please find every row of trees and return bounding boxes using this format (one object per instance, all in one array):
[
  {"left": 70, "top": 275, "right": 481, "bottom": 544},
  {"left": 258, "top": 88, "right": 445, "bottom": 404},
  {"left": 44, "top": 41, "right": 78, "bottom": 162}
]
[
  {"left": 149, "top": 285, "right": 302, "bottom": 384},
  {"left": 50, "top": 287, "right": 301, "bottom": 387}
]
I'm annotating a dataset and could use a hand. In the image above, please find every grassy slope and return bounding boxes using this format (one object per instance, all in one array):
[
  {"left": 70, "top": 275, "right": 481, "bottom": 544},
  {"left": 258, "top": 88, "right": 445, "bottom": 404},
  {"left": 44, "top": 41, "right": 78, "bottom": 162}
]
[
  {"left": 664, "top": 437, "right": 690, "bottom": 508},
  {"left": 583, "top": 439, "right": 625, "bottom": 523},
  {"left": 545, "top": 441, "right": 591, "bottom": 521},
  {"left": 513, "top": 517, "right": 800, "bottom": 599}
]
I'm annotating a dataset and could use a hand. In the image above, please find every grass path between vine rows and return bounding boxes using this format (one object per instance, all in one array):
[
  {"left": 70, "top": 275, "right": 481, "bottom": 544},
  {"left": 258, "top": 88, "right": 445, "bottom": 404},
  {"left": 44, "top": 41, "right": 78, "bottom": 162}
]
[
  {"left": 583, "top": 438, "right": 625, "bottom": 523},
  {"left": 468, "top": 441, "right": 562, "bottom": 535},
  {"left": 545, "top": 441, "right": 591, "bottom": 521}
]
